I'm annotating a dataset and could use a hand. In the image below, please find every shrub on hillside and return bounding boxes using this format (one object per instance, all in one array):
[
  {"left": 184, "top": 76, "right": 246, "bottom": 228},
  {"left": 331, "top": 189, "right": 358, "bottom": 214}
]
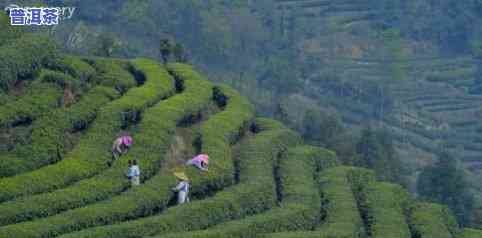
[
  {"left": 407, "top": 202, "right": 459, "bottom": 238},
  {"left": 0, "top": 34, "right": 59, "bottom": 91},
  {"left": 0, "top": 59, "right": 174, "bottom": 202},
  {"left": 0, "top": 86, "right": 120, "bottom": 178},
  {"left": 0, "top": 81, "right": 63, "bottom": 127},
  {"left": 0, "top": 63, "right": 214, "bottom": 231}
]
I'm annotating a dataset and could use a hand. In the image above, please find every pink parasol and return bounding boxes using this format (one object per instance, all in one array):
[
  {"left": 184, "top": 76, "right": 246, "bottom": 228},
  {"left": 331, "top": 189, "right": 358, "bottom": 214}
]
[
  {"left": 194, "top": 154, "right": 209, "bottom": 164},
  {"left": 122, "top": 136, "right": 133, "bottom": 146}
]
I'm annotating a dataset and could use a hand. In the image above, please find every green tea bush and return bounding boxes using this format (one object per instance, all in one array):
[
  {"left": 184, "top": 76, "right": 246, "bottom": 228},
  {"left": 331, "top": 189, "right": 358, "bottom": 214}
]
[
  {"left": 90, "top": 59, "right": 137, "bottom": 94},
  {"left": 155, "top": 145, "right": 335, "bottom": 238},
  {"left": 251, "top": 117, "right": 286, "bottom": 132},
  {"left": 0, "top": 59, "right": 100, "bottom": 129},
  {"left": 0, "top": 86, "right": 120, "bottom": 178},
  {"left": 310, "top": 147, "right": 338, "bottom": 171},
  {"left": 0, "top": 77, "right": 254, "bottom": 238},
  {"left": 0, "top": 34, "right": 59, "bottom": 91},
  {"left": 59, "top": 119, "right": 293, "bottom": 238},
  {"left": 0, "top": 92, "right": 10, "bottom": 106},
  {"left": 160, "top": 203, "right": 317, "bottom": 238},
  {"left": 277, "top": 146, "right": 339, "bottom": 205},
  {"left": 407, "top": 202, "right": 459, "bottom": 238},
  {"left": 0, "top": 81, "right": 63, "bottom": 127},
  {"left": 0, "top": 58, "right": 137, "bottom": 177},
  {"left": 356, "top": 182, "right": 411, "bottom": 238},
  {"left": 264, "top": 167, "right": 365, "bottom": 238},
  {"left": 322, "top": 166, "right": 369, "bottom": 237},
  {"left": 460, "top": 228, "right": 482, "bottom": 238},
  {"left": 316, "top": 167, "right": 367, "bottom": 237},
  {"left": 0, "top": 63, "right": 212, "bottom": 226},
  {"left": 187, "top": 84, "right": 255, "bottom": 194},
  {"left": 346, "top": 167, "right": 376, "bottom": 196},
  {"left": 0, "top": 59, "right": 174, "bottom": 202},
  {"left": 0, "top": 56, "right": 112, "bottom": 129},
  {"left": 56, "top": 56, "right": 96, "bottom": 83},
  {"left": 38, "top": 69, "right": 85, "bottom": 96}
]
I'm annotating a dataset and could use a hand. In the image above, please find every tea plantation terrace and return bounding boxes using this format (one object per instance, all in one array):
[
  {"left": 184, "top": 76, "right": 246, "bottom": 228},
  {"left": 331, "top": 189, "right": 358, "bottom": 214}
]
[{"left": 0, "top": 57, "right": 480, "bottom": 238}]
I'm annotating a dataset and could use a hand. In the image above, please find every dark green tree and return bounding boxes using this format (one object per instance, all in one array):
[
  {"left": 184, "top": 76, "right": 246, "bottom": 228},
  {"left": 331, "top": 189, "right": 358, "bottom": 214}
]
[
  {"left": 356, "top": 127, "right": 404, "bottom": 183},
  {"left": 258, "top": 55, "right": 301, "bottom": 97},
  {"left": 376, "top": 130, "right": 403, "bottom": 182},
  {"left": 172, "top": 43, "right": 188, "bottom": 63},
  {"left": 356, "top": 127, "right": 383, "bottom": 168},
  {"left": 320, "top": 115, "right": 358, "bottom": 166},
  {"left": 273, "top": 102, "right": 290, "bottom": 126},
  {"left": 319, "top": 113, "right": 344, "bottom": 148},
  {"left": 329, "top": 132, "right": 359, "bottom": 165},
  {"left": 417, "top": 151, "right": 475, "bottom": 226},
  {"left": 302, "top": 109, "right": 321, "bottom": 142},
  {"left": 159, "top": 39, "right": 172, "bottom": 64},
  {"left": 0, "top": 12, "right": 22, "bottom": 46},
  {"left": 95, "top": 33, "right": 116, "bottom": 57},
  {"left": 302, "top": 110, "right": 358, "bottom": 165}
]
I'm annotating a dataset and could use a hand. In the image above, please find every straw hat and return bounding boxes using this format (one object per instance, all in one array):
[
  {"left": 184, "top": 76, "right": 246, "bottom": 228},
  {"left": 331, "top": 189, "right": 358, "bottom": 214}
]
[{"left": 174, "top": 172, "right": 189, "bottom": 181}]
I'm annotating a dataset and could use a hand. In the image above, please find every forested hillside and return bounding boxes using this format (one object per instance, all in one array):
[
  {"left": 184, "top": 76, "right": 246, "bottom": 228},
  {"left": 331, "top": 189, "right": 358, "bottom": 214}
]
[{"left": 2, "top": 0, "right": 482, "bottom": 232}]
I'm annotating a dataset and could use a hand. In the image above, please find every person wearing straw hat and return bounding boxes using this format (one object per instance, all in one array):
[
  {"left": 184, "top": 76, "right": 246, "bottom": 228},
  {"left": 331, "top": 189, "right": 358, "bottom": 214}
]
[
  {"left": 172, "top": 172, "right": 190, "bottom": 204},
  {"left": 186, "top": 154, "right": 209, "bottom": 171}
]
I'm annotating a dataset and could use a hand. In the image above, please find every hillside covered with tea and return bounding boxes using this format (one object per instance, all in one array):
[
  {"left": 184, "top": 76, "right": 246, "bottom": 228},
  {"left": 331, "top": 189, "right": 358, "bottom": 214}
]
[{"left": 0, "top": 27, "right": 481, "bottom": 237}]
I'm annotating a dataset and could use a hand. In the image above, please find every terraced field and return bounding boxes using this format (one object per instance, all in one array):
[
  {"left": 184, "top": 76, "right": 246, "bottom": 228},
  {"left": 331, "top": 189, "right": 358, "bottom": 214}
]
[
  {"left": 335, "top": 57, "right": 482, "bottom": 174},
  {"left": 0, "top": 57, "right": 479, "bottom": 237},
  {"left": 275, "top": 0, "right": 482, "bottom": 179}
]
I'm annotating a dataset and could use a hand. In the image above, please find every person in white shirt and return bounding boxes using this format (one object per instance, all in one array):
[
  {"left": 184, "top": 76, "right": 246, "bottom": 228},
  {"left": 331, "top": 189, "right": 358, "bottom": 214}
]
[
  {"left": 126, "top": 160, "right": 133, "bottom": 180},
  {"left": 128, "top": 159, "right": 140, "bottom": 186},
  {"left": 172, "top": 172, "right": 190, "bottom": 204}
]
